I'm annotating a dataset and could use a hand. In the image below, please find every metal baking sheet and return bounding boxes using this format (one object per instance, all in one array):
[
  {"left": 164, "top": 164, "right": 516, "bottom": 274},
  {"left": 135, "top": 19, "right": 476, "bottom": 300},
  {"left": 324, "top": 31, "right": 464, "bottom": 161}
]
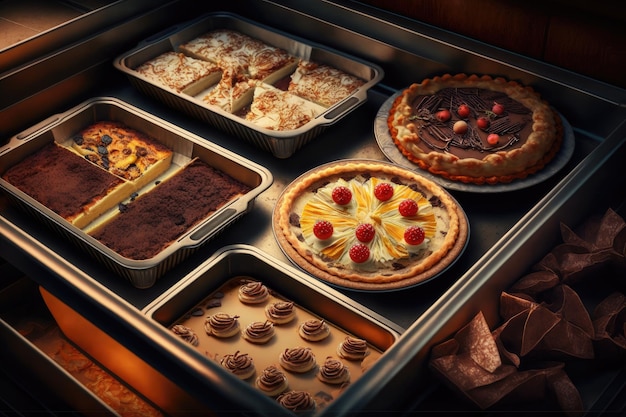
[
  {"left": 114, "top": 12, "right": 384, "bottom": 158},
  {"left": 0, "top": 97, "right": 272, "bottom": 288},
  {"left": 44, "top": 244, "right": 402, "bottom": 416}
]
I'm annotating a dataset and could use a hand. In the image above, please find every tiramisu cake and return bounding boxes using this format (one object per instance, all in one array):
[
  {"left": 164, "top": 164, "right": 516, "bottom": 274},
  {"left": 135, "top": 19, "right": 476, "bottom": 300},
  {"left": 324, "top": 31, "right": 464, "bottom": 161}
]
[
  {"left": 273, "top": 160, "right": 468, "bottom": 289},
  {"left": 2, "top": 121, "right": 173, "bottom": 229},
  {"left": 87, "top": 158, "right": 251, "bottom": 260},
  {"left": 388, "top": 73, "right": 562, "bottom": 184}
]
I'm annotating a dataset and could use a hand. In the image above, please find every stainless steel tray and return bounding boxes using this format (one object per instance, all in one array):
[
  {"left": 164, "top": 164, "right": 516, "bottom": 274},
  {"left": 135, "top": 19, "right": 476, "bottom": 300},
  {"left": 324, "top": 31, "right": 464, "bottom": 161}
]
[
  {"left": 0, "top": 97, "right": 273, "bottom": 288},
  {"left": 43, "top": 244, "right": 402, "bottom": 415},
  {"left": 354, "top": 124, "right": 626, "bottom": 414},
  {"left": 114, "top": 12, "right": 384, "bottom": 158},
  {"left": 142, "top": 245, "right": 402, "bottom": 414}
]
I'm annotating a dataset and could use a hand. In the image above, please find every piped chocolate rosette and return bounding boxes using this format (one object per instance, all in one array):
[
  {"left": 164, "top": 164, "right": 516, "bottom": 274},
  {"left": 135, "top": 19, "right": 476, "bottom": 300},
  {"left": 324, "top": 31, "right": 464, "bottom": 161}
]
[{"left": 429, "top": 208, "right": 626, "bottom": 413}]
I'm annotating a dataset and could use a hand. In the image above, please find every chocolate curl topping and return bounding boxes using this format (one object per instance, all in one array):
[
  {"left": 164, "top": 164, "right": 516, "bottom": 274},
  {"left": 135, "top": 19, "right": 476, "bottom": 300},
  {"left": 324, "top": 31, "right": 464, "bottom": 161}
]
[
  {"left": 429, "top": 312, "right": 584, "bottom": 412},
  {"left": 592, "top": 292, "right": 626, "bottom": 361}
]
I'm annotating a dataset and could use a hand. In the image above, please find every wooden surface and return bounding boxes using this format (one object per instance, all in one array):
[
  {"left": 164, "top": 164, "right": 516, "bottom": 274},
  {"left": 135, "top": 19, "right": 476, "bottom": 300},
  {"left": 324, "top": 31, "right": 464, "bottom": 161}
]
[{"left": 356, "top": 0, "right": 626, "bottom": 89}]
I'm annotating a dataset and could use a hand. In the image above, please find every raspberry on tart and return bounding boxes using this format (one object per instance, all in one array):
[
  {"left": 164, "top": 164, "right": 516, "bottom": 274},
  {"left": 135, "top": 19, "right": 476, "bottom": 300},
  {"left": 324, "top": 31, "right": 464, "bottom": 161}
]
[{"left": 273, "top": 160, "right": 468, "bottom": 290}]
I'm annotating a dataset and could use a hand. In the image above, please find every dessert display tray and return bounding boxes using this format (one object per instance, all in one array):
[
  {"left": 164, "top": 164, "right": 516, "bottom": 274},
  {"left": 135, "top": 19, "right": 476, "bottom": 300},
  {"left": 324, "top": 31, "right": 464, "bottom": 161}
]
[
  {"left": 114, "top": 12, "right": 384, "bottom": 158},
  {"left": 1, "top": 1, "right": 626, "bottom": 415},
  {"left": 0, "top": 97, "right": 272, "bottom": 288}
]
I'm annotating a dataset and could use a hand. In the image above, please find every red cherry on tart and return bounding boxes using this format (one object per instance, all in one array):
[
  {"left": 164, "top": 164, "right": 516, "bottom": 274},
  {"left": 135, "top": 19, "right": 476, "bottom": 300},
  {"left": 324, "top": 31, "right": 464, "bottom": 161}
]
[
  {"left": 435, "top": 109, "right": 451, "bottom": 122},
  {"left": 404, "top": 226, "right": 425, "bottom": 245},
  {"left": 355, "top": 223, "right": 375, "bottom": 242},
  {"left": 349, "top": 243, "right": 370, "bottom": 263},
  {"left": 373, "top": 182, "right": 394, "bottom": 201},
  {"left": 492, "top": 102, "right": 505, "bottom": 115},
  {"left": 332, "top": 186, "right": 352, "bottom": 205},
  {"left": 457, "top": 104, "right": 470, "bottom": 118},
  {"left": 487, "top": 133, "right": 500, "bottom": 146},
  {"left": 313, "top": 220, "right": 333, "bottom": 240},
  {"left": 476, "top": 116, "right": 490, "bottom": 130},
  {"left": 398, "top": 199, "right": 418, "bottom": 217}
]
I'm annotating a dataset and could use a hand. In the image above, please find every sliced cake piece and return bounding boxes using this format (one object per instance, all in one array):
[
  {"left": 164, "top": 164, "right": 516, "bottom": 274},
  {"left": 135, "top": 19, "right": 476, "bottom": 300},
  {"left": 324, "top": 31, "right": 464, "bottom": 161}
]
[
  {"left": 2, "top": 142, "right": 134, "bottom": 229},
  {"left": 288, "top": 60, "right": 365, "bottom": 107},
  {"left": 135, "top": 51, "right": 222, "bottom": 96},
  {"left": 69, "top": 121, "right": 173, "bottom": 192},
  {"left": 245, "top": 82, "right": 326, "bottom": 131}
]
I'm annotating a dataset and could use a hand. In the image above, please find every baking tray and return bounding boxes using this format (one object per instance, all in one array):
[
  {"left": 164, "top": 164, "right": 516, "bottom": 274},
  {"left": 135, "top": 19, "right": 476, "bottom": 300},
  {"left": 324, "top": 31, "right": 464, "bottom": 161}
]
[
  {"left": 114, "top": 12, "right": 384, "bottom": 158},
  {"left": 0, "top": 97, "right": 273, "bottom": 288},
  {"left": 140, "top": 245, "right": 403, "bottom": 415}
]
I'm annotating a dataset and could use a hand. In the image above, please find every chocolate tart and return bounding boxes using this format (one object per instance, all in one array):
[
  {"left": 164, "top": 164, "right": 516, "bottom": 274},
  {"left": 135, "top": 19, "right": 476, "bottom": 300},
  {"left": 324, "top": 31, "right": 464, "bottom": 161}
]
[{"left": 387, "top": 73, "right": 562, "bottom": 185}]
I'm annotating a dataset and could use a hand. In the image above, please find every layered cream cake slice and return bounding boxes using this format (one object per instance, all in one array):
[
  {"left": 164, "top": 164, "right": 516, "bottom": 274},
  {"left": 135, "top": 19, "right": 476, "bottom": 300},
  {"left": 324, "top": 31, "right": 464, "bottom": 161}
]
[
  {"left": 179, "top": 29, "right": 297, "bottom": 82},
  {"left": 135, "top": 51, "right": 222, "bottom": 96},
  {"left": 245, "top": 82, "right": 326, "bottom": 131},
  {"left": 202, "top": 67, "right": 255, "bottom": 113},
  {"left": 288, "top": 60, "right": 365, "bottom": 107},
  {"left": 2, "top": 142, "right": 135, "bottom": 229}
]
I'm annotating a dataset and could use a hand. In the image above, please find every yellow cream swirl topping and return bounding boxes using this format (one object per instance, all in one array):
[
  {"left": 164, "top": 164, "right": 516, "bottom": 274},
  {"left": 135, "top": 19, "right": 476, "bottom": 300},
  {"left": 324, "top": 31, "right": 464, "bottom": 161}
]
[{"left": 299, "top": 176, "right": 437, "bottom": 270}]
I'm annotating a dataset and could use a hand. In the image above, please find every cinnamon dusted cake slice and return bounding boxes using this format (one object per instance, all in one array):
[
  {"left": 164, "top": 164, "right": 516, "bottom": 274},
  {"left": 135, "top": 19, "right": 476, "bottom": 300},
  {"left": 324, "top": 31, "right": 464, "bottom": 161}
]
[
  {"left": 245, "top": 82, "right": 326, "bottom": 131},
  {"left": 135, "top": 51, "right": 222, "bottom": 96},
  {"left": 288, "top": 60, "right": 365, "bottom": 108},
  {"left": 179, "top": 29, "right": 297, "bottom": 85}
]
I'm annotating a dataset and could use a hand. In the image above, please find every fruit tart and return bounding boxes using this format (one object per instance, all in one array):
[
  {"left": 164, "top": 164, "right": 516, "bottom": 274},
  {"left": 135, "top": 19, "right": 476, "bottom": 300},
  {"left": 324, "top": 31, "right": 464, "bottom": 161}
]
[{"left": 273, "top": 160, "right": 468, "bottom": 290}]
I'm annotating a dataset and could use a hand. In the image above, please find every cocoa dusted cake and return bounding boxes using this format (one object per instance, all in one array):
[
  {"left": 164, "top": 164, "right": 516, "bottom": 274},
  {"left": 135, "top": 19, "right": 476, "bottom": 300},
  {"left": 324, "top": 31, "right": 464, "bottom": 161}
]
[
  {"left": 273, "top": 160, "right": 468, "bottom": 290},
  {"left": 89, "top": 158, "right": 251, "bottom": 260},
  {"left": 388, "top": 73, "right": 562, "bottom": 184},
  {"left": 2, "top": 142, "right": 130, "bottom": 229}
]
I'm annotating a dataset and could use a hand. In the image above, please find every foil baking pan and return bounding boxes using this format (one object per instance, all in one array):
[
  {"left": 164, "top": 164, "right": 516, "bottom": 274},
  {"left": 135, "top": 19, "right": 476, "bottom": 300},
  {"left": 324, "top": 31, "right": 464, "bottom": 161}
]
[
  {"left": 0, "top": 97, "right": 273, "bottom": 288},
  {"left": 140, "top": 244, "right": 403, "bottom": 415},
  {"left": 350, "top": 125, "right": 626, "bottom": 414},
  {"left": 114, "top": 12, "right": 384, "bottom": 158}
]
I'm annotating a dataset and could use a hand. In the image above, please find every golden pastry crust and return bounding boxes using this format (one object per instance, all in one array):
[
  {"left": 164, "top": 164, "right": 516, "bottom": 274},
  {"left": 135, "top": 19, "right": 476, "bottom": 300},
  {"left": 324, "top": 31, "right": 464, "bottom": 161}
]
[
  {"left": 387, "top": 73, "right": 562, "bottom": 184},
  {"left": 274, "top": 160, "right": 467, "bottom": 290}
]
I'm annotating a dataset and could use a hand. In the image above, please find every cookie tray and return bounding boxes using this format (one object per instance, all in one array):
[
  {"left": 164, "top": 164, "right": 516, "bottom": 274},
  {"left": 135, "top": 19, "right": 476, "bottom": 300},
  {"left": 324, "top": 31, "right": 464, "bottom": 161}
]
[
  {"left": 41, "top": 244, "right": 403, "bottom": 415},
  {"left": 114, "top": 12, "right": 384, "bottom": 158},
  {"left": 354, "top": 122, "right": 626, "bottom": 414},
  {"left": 0, "top": 97, "right": 273, "bottom": 289}
]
